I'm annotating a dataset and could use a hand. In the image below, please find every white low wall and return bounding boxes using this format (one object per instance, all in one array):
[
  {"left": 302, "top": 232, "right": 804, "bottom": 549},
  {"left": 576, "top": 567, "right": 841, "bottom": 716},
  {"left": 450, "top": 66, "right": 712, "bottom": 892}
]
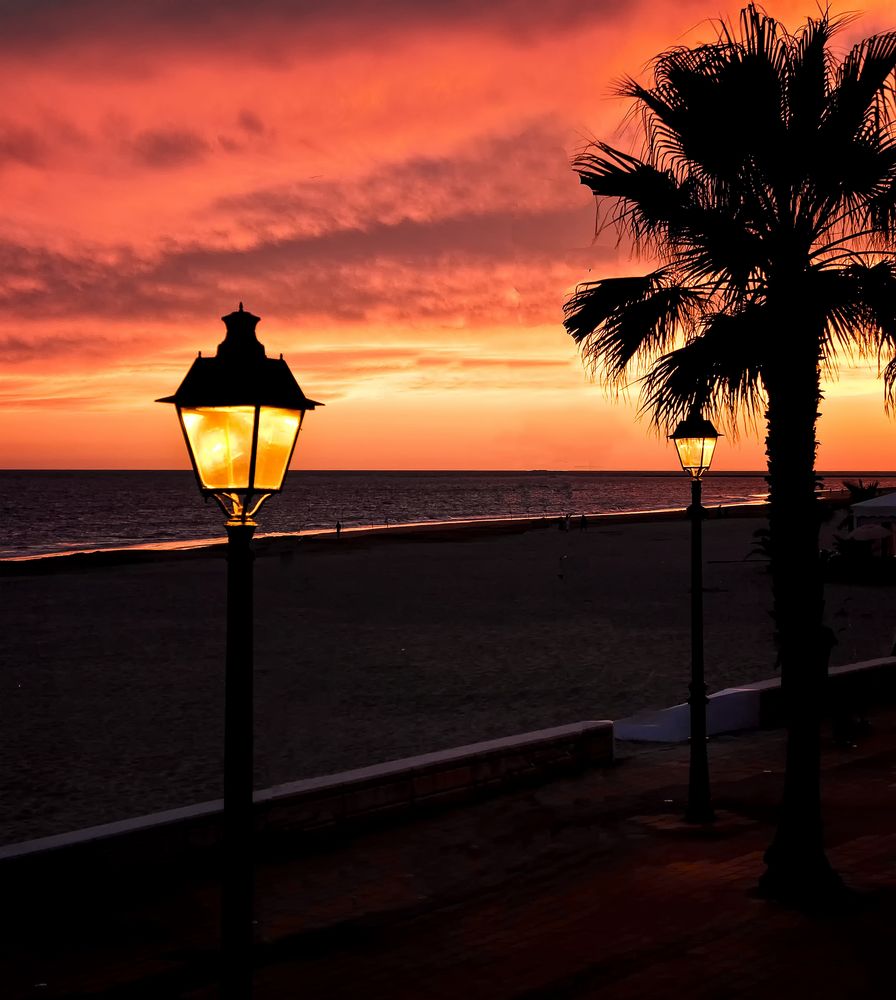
[
  {"left": 615, "top": 656, "right": 896, "bottom": 742},
  {"left": 0, "top": 720, "right": 614, "bottom": 868},
  {"left": 615, "top": 683, "right": 772, "bottom": 742}
]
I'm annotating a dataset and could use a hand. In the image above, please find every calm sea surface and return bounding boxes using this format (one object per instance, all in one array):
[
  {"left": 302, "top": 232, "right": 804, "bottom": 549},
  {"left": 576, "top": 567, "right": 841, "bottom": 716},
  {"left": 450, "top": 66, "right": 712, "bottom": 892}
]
[{"left": 1, "top": 469, "right": 893, "bottom": 559}]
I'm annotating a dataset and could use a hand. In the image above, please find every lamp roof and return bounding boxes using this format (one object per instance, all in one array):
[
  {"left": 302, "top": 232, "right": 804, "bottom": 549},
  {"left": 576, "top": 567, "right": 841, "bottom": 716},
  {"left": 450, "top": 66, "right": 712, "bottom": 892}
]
[
  {"left": 669, "top": 410, "right": 720, "bottom": 440},
  {"left": 157, "top": 303, "right": 323, "bottom": 410}
]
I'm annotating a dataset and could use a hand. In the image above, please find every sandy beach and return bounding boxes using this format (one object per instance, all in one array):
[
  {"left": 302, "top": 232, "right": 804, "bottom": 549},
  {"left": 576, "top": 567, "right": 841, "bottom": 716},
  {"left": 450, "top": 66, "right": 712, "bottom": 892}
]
[{"left": 3, "top": 510, "right": 895, "bottom": 846}]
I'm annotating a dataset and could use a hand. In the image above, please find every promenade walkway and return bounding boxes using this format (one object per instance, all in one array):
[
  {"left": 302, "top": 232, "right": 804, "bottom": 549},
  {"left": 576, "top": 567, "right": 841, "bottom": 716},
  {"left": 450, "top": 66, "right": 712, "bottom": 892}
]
[{"left": 7, "top": 708, "right": 896, "bottom": 999}]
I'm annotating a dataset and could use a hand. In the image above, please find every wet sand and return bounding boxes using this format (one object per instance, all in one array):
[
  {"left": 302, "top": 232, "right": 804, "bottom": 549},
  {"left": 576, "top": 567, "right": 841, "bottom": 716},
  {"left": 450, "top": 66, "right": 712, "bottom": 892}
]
[{"left": 3, "top": 510, "right": 894, "bottom": 845}]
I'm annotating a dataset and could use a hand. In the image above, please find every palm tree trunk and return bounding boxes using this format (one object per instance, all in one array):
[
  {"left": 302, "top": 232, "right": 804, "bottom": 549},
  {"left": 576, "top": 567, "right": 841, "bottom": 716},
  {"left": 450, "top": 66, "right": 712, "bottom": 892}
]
[{"left": 758, "top": 351, "right": 841, "bottom": 903}]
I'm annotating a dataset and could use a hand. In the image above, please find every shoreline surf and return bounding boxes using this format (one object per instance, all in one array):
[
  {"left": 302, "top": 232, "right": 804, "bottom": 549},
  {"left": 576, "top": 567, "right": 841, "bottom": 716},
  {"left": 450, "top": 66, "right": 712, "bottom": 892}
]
[{"left": 0, "top": 500, "right": 771, "bottom": 570}]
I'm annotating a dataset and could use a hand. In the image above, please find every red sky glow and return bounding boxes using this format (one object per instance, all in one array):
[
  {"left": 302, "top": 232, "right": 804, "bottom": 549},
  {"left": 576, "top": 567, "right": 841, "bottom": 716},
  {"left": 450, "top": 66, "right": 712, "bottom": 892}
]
[{"left": 2, "top": 0, "right": 895, "bottom": 471}]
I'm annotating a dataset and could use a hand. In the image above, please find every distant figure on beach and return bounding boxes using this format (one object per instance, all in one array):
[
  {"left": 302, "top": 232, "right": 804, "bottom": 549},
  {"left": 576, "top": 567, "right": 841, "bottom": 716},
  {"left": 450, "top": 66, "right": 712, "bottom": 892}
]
[
  {"left": 580, "top": 514, "right": 588, "bottom": 531},
  {"left": 336, "top": 520, "right": 342, "bottom": 537}
]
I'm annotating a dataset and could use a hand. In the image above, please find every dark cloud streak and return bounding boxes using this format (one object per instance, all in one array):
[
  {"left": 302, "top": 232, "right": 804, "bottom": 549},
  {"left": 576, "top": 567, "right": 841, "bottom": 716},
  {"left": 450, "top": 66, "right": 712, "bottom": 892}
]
[
  {"left": 0, "top": 121, "right": 47, "bottom": 167},
  {"left": 129, "top": 128, "right": 209, "bottom": 168},
  {"left": 0, "top": 199, "right": 607, "bottom": 325},
  {"left": 213, "top": 123, "right": 577, "bottom": 234},
  {"left": 0, "top": 0, "right": 637, "bottom": 64}
]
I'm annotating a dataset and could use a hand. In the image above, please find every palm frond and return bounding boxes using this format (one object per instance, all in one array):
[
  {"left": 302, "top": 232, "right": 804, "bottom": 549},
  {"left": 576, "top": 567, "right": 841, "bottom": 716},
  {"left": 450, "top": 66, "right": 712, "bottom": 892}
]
[
  {"left": 828, "top": 31, "right": 896, "bottom": 141},
  {"left": 563, "top": 270, "right": 704, "bottom": 384},
  {"left": 785, "top": 10, "right": 832, "bottom": 136},
  {"left": 639, "top": 307, "right": 768, "bottom": 433},
  {"left": 813, "top": 262, "right": 896, "bottom": 363},
  {"left": 883, "top": 356, "right": 896, "bottom": 411},
  {"left": 572, "top": 144, "right": 686, "bottom": 243},
  {"left": 867, "top": 168, "right": 896, "bottom": 240}
]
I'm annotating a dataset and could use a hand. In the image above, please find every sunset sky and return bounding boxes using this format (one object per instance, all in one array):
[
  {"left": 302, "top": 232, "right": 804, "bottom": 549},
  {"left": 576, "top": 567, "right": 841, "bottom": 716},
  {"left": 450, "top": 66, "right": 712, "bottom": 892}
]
[{"left": 2, "top": 0, "right": 896, "bottom": 471}]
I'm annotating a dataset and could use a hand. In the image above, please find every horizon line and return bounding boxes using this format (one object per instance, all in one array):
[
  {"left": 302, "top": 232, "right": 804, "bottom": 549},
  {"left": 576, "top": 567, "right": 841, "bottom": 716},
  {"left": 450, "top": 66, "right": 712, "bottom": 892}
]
[{"left": 3, "top": 468, "right": 896, "bottom": 477}]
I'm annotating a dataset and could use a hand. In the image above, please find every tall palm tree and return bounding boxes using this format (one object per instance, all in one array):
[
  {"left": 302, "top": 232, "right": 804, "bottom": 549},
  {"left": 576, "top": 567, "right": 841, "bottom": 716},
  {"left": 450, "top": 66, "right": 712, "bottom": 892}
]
[{"left": 564, "top": 4, "right": 896, "bottom": 903}]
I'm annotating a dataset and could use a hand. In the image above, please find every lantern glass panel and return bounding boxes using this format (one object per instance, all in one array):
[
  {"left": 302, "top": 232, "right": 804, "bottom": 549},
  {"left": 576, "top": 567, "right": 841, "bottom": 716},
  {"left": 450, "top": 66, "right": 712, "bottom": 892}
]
[
  {"left": 181, "top": 406, "right": 256, "bottom": 490},
  {"left": 253, "top": 407, "right": 303, "bottom": 490},
  {"left": 674, "top": 435, "right": 717, "bottom": 477}
]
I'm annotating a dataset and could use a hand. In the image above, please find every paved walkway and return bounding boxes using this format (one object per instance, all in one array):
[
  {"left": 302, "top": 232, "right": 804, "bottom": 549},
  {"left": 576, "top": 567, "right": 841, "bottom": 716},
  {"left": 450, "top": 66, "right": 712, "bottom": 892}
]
[{"left": 7, "top": 709, "right": 896, "bottom": 999}]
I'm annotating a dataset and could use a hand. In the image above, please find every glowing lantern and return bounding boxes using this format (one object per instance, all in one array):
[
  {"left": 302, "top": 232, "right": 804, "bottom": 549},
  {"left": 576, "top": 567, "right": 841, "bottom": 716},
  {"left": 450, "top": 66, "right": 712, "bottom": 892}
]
[
  {"left": 157, "top": 303, "right": 322, "bottom": 523},
  {"left": 670, "top": 410, "right": 720, "bottom": 480}
]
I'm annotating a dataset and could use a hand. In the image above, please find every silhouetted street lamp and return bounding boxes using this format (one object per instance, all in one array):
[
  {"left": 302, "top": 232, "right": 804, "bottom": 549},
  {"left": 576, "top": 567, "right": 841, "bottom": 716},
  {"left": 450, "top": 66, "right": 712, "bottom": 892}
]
[
  {"left": 670, "top": 409, "right": 720, "bottom": 825},
  {"left": 158, "top": 304, "right": 321, "bottom": 998}
]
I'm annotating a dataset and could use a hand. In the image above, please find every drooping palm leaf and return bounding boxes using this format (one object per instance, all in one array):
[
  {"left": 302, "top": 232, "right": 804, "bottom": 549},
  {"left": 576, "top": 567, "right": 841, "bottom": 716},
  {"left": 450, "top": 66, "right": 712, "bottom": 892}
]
[
  {"left": 811, "top": 262, "right": 896, "bottom": 362},
  {"left": 639, "top": 307, "right": 768, "bottom": 431},
  {"left": 563, "top": 270, "right": 704, "bottom": 383}
]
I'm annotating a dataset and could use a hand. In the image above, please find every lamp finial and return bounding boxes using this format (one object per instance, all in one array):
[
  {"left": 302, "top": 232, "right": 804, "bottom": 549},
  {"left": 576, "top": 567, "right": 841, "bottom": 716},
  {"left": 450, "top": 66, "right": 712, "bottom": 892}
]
[{"left": 218, "top": 304, "right": 264, "bottom": 360}]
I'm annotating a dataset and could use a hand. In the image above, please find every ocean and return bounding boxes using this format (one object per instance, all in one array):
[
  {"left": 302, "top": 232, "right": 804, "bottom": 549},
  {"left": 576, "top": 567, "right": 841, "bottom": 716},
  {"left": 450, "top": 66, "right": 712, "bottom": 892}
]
[{"left": 0, "top": 469, "right": 891, "bottom": 560}]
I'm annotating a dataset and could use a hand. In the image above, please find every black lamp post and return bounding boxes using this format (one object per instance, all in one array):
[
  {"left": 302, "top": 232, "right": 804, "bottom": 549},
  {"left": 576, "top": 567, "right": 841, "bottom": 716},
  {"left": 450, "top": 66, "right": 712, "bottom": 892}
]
[
  {"left": 670, "top": 409, "right": 720, "bottom": 825},
  {"left": 158, "top": 304, "right": 321, "bottom": 997}
]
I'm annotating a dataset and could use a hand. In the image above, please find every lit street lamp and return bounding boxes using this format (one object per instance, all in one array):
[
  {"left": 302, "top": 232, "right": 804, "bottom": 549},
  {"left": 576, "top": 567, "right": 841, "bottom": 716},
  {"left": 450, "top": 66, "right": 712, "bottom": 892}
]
[
  {"left": 158, "top": 304, "right": 321, "bottom": 997},
  {"left": 670, "top": 409, "right": 720, "bottom": 825}
]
